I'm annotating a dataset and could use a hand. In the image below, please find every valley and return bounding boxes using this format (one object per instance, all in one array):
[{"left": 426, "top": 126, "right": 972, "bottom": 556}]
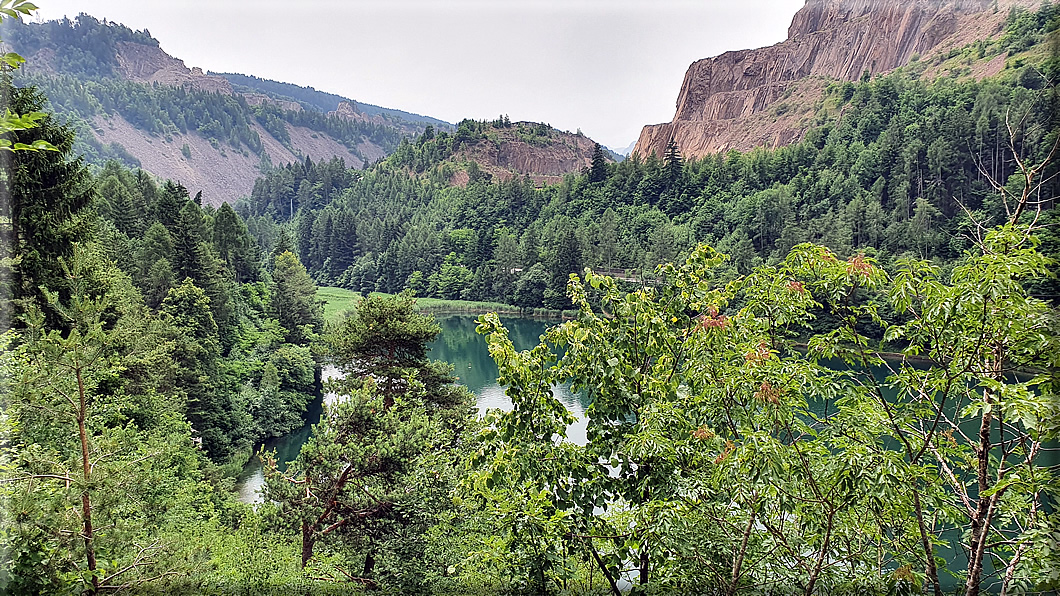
[{"left": 1, "top": 0, "right": 1057, "bottom": 594}]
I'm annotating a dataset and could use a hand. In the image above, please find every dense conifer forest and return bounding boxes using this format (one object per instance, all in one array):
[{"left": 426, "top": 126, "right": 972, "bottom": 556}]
[
  {"left": 244, "top": 60, "right": 1060, "bottom": 312},
  {"left": 1, "top": 1, "right": 1058, "bottom": 594}
]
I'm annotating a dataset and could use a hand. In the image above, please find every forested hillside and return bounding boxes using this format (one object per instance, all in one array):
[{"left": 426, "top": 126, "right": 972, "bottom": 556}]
[
  {"left": 1, "top": 14, "right": 435, "bottom": 204},
  {"left": 2, "top": 1, "right": 1058, "bottom": 594},
  {"left": 3, "top": 86, "right": 328, "bottom": 464},
  {"left": 243, "top": 36, "right": 1059, "bottom": 311},
  {"left": 217, "top": 71, "right": 452, "bottom": 129}
]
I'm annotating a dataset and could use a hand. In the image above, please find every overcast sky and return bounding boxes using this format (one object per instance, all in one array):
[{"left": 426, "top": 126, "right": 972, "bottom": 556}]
[{"left": 34, "top": 0, "right": 806, "bottom": 150}]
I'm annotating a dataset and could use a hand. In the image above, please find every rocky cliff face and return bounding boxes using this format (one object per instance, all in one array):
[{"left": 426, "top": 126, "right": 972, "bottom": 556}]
[
  {"left": 452, "top": 124, "right": 606, "bottom": 186},
  {"left": 114, "top": 41, "right": 233, "bottom": 94},
  {"left": 634, "top": 0, "right": 1031, "bottom": 159}
]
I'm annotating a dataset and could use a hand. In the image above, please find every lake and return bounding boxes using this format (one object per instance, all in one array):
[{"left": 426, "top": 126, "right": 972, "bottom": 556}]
[{"left": 235, "top": 314, "right": 581, "bottom": 503}]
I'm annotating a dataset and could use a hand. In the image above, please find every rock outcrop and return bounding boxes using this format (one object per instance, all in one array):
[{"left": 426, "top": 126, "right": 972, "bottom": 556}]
[
  {"left": 328, "top": 101, "right": 387, "bottom": 126},
  {"left": 331, "top": 100, "right": 360, "bottom": 119},
  {"left": 451, "top": 123, "right": 607, "bottom": 186},
  {"left": 114, "top": 41, "right": 233, "bottom": 94},
  {"left": 634, "top": 0, "right": 1033, "bottom": 159},
  {"left": 242, "top": 93, "right": 303, "bottom": 112}
]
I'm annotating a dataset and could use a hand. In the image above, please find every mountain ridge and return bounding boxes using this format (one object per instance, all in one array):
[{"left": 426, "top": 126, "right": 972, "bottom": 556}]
[
  {"left": 387, "top": 117, "right": 614, "bottom": 187},
  {"left": 7, "top": 13, "right": 608, "bottom": 203},
  {"left": 3, "top": 14, "right": 438, "bottom": 205},
  {"left": 214, "top": 71, "right": 452, "bottom": 129}
]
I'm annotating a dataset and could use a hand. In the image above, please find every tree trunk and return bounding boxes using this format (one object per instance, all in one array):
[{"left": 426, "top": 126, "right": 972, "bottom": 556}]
[
  {"left": 804, "top": 508, "right": 835, "bottom": 596},
  {"left": 77, "top": 368, "right": 99, "bottom": 594},
  {"left": 1000, "top": 538, "right": 1029, "bottom": 596},
  {"left": 965, "top": 386, "right": 996, "bottom": 596},
  {"left": 301, "top": 520, "right": 314, "bottom": 568},
  {"left": 912, "top": 486, "right": 943, "bottom": 596},
  {"left": 727, "top": 510, "right": 756, "bottom": 596},
  {"left": 586, "top": 539, "right": 621, "bottom": 596}
]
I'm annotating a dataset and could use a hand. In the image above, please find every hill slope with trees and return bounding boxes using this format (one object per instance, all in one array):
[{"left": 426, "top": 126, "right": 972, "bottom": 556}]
[
  {"left": 3, "top": 13, "right": 440, "bottom": 205},
  {"left": 241, "top": 7, "right": 1058, "bottom": 312},
  {"left": 215, "top": 71, "right": 452, "bottom": 129}
]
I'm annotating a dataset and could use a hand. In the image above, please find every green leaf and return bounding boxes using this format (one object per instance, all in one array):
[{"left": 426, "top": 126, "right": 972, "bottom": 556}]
[{"left": 1, "top": 51, "right": 25, "bottom": 67}]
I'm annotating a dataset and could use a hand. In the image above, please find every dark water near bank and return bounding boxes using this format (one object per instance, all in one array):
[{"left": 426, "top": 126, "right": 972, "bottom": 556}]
[
  {"left": 426, "top": 315, "right": 590, "bottom": 442},
  {"left": 236, "top": 315, "right": 581, "bottom": 503}
]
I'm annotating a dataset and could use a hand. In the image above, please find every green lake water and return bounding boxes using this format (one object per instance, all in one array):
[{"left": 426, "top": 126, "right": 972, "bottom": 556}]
[{"left": 236, "top": 314, "right": 581, "bottom": 503}]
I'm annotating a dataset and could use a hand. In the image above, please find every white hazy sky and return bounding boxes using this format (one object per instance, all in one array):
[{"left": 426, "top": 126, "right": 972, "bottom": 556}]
[{"left": 34, "top": 0, "right": 806, "bottom": 150}]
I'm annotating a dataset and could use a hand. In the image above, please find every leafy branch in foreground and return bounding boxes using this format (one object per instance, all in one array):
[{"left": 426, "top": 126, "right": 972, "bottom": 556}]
[
  {"left": 0, "top": 0, "right": 56, "bottom": 153},
  {"left": 469, "top": 225, "right": 1058, "bottom": 594}
]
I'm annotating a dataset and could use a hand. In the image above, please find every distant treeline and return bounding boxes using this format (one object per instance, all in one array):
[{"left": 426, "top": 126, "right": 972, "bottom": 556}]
[{"left": 217, "top": 71, "right": 453, "bottom": 128}]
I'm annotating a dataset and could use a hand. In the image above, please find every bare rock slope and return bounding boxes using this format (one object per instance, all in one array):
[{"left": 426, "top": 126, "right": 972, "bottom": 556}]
[
  {"left": 94, "top": 114, "right": 364, "bottom": 206},
  {"left": 450, "top": 123, "right": 606, "bottom": 186},
  {"left": 26, "top": 38, "right": 389, "bottom": 205},
  {"left": 634, "top": 0, "right": 1033, "bottom": 159},
  {"left": 106, "top": 42, "right": 377, "bottom": 205},
  {"left": 114, "top": 41, "right": 234, "bottom": 94}
]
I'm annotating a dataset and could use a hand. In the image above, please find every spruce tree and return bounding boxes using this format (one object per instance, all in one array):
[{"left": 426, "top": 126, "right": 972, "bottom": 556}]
[
  {"left": 212, "top": 202, "right": 260, "bottom": 283},
  {"left": 170, "top": 201, "right": 207, "bottom": 282},
  {"left": 152, "top": 180, "right": 188, "bottom": 230},
  {"left": 589, "top": 142, "right": 608, "bottom": 183},
  {"left": 158, "top": 278, "right": 246, "bottom": 460},
  {"left": 0, "top": 85, "right": 94, "bottom": 330},
  {"left": 663, "top": 139, "right": 683, "bottom": 186},
  {"left": 545, "top": 223, "right": 582, "bottom": 309}
]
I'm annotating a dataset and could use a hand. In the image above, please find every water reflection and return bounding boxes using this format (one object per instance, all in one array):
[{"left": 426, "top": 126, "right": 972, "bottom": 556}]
[
  {"left": 236, "top": 314, "right": 577, "bottom": 503},
  {"left": 428, "top": 315, "right": 589, "bottom": 444},
  {"left": 235, "top": 366, "right": 338, "bottom": 503}
]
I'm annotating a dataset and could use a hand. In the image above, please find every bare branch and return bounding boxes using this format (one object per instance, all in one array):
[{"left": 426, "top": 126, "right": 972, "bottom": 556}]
[{"left": 0, "top": 473, "right": 75, "bottom": 484}]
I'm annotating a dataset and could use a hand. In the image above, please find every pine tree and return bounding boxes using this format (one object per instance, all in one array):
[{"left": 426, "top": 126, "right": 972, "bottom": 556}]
[
  {"left": 152, "top": 180, "right": 188, "bottom": 230},
  {"left": 295, "top": 210, "right": 316, "bottom": 269},
  {"left": 589, "top": 142, "right": 608, "bottom": 183},
  {"left": 545, "top": 223, "right": 582, "bottom": 309},
  {"left": 0, "top": 85, "right": 93, "bottom": 330},
  {"left": 212, "top": 202, "right": 260, "bottom": 283},
  {"left": 167, "top": 201, "right": 235, "bottom": 348},
  {"left": 272, "top": 228, "right": 296, "bottom": 260},
  {"left": 138, "top": 222, "right": 174, "bottom": 278},
  {"left": 159, "top": 278, "right": 233, "bottom": 459},
  {"left": 170, "top": 201, "right": 207, "bottom": 282},
  {"left": 664, "top": 139, "right": 683, "bottom": 187},
  {"left": 97, "top": 173, "right": 142, "bottom": 237},
  {"left": 328, "top": 290, "right": 440, "bottom": 410},
  {"left": 331, "top": 210, "right": 359, "bottom": 277}
]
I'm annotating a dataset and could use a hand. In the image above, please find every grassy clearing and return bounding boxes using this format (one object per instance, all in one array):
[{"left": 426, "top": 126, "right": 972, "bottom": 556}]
[
  {"left": 410, "top": 296, "right": 523, "bottom": 315},
  {"left": 317, "top": 286, "right": 361, "bottom": 321},
  {"left": 316, "top": 287, "right": 571, "bottom": 322}
]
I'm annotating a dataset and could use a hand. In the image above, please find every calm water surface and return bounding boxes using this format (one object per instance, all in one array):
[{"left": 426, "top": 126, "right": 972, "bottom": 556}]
[{"left": 236, "top": 315, "right": 576, "bottom": 503}]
